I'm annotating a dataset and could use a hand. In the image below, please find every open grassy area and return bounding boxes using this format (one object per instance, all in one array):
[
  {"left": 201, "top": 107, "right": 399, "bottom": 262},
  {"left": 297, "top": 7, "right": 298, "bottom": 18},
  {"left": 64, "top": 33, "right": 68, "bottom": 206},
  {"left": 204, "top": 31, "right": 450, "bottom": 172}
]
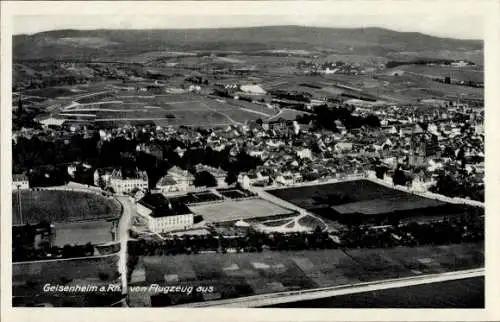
[
  {"left": 127, "top": 242, "right": 483, "bottom": 307},
  {"left": 188, "top": 198, "right": 296, "bottom": 223},
  {"left": 52, "top": 220, "right": 115, "bottom": 247},
  {"left": 267, "top": 180, "right": 423, "bottom": 210},
  {"left": 13, "top": 254, "right": 121, "bottom": 307},
  {"left": 60, "top": 91, "right": 268, "bottom": 127},
  {"left": 23, "top": 87, "right": 80, "bottom": 99},
  {"left": 12, "top": 190, "right": 121, "bottom": 225},
  {"left": 387, "top": 65, "right": 483, "bottom": 83},
  {"left": 267, "top": 179, "right": 480, "bottom": 224}
]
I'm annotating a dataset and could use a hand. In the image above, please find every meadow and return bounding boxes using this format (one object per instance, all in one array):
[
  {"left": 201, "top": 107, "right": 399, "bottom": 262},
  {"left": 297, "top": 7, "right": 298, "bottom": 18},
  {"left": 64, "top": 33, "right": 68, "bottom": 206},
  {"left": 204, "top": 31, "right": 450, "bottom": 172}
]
[{"left": 12, "top": 190, "right": 121, "bottom": 224}]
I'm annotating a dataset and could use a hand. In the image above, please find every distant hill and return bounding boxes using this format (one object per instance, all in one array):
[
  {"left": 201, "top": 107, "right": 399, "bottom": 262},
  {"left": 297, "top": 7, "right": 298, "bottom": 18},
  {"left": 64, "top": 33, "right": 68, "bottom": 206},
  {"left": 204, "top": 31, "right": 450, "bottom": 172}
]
[{"left": 13, "top": 26, "right": 483, "bottom": 61}]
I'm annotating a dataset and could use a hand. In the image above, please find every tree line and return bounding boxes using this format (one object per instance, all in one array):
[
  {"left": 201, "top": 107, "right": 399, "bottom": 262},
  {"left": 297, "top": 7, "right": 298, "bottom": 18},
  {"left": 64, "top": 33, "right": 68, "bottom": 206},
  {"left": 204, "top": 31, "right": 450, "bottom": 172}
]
[
  {"left": 295, "top": 105, "right": 381, "bottom": 131},
  {"left": 127, "top": 211, "right": 484, "bottom": 259}
]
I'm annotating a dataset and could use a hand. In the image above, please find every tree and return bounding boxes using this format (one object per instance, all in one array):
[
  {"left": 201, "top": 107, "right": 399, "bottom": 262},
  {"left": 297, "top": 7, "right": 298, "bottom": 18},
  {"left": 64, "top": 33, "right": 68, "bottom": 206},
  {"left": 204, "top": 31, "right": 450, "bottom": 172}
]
[
  {"left": 392, "top": 167, "right": 407, "bottom": 186},
  {"left": 194, "top": 171, "right": 217, "bottom": 187},
  {"left": 225, "top": 171, "right": 238, "bottom": 185},
  {"left": 375, "top": 166, "right": 387, "bottom": 179},
  {"left": 364, "top": 114, "right": 381, "bottom": 127}
]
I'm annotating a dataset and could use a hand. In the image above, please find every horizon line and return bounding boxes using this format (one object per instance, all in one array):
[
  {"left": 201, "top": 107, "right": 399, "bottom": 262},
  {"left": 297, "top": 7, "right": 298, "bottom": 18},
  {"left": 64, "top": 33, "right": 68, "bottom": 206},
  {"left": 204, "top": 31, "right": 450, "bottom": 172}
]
[{"left": 13, "top": 25, "right": 483, "bottom": 41}]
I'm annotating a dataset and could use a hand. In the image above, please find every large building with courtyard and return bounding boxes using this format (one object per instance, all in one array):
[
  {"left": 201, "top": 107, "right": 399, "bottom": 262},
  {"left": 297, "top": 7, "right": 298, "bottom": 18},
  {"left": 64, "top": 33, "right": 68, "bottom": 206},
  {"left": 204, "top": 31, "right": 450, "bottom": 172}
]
[{"left": 137, "top": 193, "right": 194, "bottom": 233}]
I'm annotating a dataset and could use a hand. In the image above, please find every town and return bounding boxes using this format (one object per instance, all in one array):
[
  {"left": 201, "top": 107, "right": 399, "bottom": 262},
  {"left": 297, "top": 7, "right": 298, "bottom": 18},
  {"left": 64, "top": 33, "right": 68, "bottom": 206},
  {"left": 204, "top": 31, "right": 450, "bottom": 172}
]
[{"left": 11, "top": 25, "right": 484, "bottom": 308}]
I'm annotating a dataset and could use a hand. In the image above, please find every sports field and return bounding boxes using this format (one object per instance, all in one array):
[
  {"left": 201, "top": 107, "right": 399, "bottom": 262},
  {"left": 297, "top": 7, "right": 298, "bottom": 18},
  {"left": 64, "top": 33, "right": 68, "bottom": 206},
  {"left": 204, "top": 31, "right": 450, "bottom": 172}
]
[
  {"left": 52, "top": 220, "right": 115, "bottom": 247},
  {"left": 267, "top": 180, "right": 429, "bottom": 210},
  {"left": 12, "top": 190, "right": 122, "bottom": 224},
  {"left": 188, "top": 198, "right": 296, "bottom": 223},
  {"left": 127, "top": 242, "right": 484, "bottom": 307},
  {"left": 267, "top": 179, "right": 480, "bottom": 223}
]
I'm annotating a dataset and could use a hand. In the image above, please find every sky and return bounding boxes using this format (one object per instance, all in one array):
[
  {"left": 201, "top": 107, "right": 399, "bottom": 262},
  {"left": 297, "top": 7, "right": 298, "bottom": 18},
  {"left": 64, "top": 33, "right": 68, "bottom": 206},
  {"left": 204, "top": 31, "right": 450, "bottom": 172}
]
[{"left": 13, "top": 14, "right": 484, "bottom": 40}]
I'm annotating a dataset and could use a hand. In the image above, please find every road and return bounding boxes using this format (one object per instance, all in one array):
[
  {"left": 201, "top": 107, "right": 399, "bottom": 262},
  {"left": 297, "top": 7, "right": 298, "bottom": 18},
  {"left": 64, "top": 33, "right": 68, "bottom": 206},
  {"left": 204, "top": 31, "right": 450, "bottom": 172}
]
[
  {"left": 116, "top": 196, "right": 134, "bottom": 296},
  {"left": 176, "top": 268, "right": 484, "bottom": 308},
  {"left": 249, "top": 186, "right": 309, "bottom": 216}
]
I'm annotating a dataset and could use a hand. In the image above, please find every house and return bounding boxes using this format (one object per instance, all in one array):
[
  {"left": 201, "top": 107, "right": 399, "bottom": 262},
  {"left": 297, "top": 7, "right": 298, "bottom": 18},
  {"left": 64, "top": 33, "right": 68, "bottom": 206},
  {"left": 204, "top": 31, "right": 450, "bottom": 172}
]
[
  {"left": 136, "top": 194, "right": 194, "bottom": 233},
  {"left": 38, "top": 117, "right": 65, "bottom": 128},
  {"left": 108, "top": 168, "right": 149, "bottom": 195},
  {"left": 12, "top": 173, "right": 29, "bottom": 190},
  {"left": 238, "top": 172, "right": 269, "bottom": 188},
  {"left": 157, "top": 166, "right": 195, "bottom": 193},
  {"left": 296, "top": 148, "right": 312, "bottom": 160},
  {"left": 335, "top": 142, "right": 353, "bottom": 152}
]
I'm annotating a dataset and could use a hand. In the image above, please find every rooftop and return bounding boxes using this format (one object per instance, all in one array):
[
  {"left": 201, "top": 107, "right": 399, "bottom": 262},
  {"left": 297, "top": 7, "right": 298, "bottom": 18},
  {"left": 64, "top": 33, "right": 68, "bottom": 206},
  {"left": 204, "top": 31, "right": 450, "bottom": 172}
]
[
  {"left": 138, "top": 193, "right": 192, "bottom": 218},
  {"left": 13, "top": 173, "right": 28, "bottom": 182}
]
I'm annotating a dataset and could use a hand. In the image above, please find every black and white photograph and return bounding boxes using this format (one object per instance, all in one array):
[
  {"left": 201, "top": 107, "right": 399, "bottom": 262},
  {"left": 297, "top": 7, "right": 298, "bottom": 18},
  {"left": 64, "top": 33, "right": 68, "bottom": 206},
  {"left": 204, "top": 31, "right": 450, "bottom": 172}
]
[{"left": 2, "top": 0, "right": 499, "bottom": 319}]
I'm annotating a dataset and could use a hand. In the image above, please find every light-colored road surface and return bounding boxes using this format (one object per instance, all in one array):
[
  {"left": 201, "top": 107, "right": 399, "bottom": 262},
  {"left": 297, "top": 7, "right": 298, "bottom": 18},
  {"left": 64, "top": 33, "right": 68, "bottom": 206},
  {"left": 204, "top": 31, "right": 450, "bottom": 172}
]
[
  {"left": 177, "top": 268, "right": 484, "bottom": 308},
  {"left": 116, "top": 196, "right": 134, "bottom": 296}
]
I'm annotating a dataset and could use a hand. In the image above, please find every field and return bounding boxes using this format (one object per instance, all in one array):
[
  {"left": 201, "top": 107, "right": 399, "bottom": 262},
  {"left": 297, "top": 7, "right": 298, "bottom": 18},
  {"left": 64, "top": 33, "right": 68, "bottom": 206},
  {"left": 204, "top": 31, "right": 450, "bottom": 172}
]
[
  {"left": 12, "top": 190, "right": 121, "bottom": 225},
  {"left": 386, "top": 64, "right": 484, "bottom": 83},
  {"left": 58, "top": 90, "right": 275, "bottom": 127},
  {"left": 52, "top": 220, "right": 115, "bottom": 247},
  {"left": 188, "top": 198, "right": 296, "bottom": 223},
  {"left": 267, "top": 180, "right": 428, "bottom": 210},
  {"left": 127, "top": 242, "right": 484, "bottom": 307},
  {"left": 267, "top": 108, "right": 312, "bottom": 121},
  {"left": 265, "top": 72, "right": 484, "bottom": 104},
  {"left": 266, "top": 276, "right": 484, "bottom": 308},
  {"left": 267, "top": 179, "right": 480, "bottom": 224},
  {"left": 13, "top": 254, "right": 121, "bottom": 307},
  {"left": 331, "top": 198, "right": 445, "bottom": 215},
  {"left": 23, "top": 87, "right": 81, "bottom": 99}
]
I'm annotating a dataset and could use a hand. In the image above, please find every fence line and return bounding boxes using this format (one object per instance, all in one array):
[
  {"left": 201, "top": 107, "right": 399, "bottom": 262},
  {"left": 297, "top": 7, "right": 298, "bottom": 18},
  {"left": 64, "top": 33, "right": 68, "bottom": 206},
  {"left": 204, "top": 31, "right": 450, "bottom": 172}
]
[{"left": 366, "top": 177, "right": 484, "bottom": 208}]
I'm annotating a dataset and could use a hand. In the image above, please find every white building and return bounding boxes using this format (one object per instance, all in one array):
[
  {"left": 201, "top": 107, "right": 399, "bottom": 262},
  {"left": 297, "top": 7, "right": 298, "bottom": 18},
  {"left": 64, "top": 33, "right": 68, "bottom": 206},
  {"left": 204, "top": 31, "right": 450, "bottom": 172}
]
[
  {"left": 157, "top": 166, "right": 195, "bottom": 193},
  {"left": 38, "top": 117, "right": 65, "bottom": 128},
  {"left": 107, "top": 168, "right": 149, "bottom": 195},
  {"left": 296, "top": 148, "right": 312, "bottom": 160},
  {"left": 136, "top": 194, "right": 194, "bottom": 233},
  {"left": 12, "top": 173, "right": 29, "bottom": 190},
  {"left": 335, "top": 142, "right": 353, "bottom": 152}
]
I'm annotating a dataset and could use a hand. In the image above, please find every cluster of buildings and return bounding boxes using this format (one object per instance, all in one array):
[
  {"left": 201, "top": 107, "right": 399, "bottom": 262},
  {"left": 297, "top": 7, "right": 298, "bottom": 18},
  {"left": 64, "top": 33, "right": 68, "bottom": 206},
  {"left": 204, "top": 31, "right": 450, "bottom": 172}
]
[
  {"left": 13, "top": 78, "right": 484, "bottom": 203},
  {"left": 93, "top": 168, "right": 149, "bottom": 195},
  {"left": 296, "top": 60, "right": 372, "bottom": 75}
]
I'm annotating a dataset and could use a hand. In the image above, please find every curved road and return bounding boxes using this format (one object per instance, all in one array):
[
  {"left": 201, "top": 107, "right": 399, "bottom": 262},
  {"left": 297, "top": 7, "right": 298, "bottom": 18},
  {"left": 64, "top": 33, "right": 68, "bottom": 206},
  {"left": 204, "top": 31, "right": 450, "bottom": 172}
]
[
  {"left": 177, "top": 268, "right": 484, "bottom": 308},
  {"left": 116, "top": 196, "right": 134, "bottom": 296}
]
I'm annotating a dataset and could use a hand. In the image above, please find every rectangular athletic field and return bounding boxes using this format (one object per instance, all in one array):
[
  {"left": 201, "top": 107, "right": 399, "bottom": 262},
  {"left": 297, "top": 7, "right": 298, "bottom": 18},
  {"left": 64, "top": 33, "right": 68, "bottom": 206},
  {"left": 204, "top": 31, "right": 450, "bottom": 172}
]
[
  {"left": 52, "top": 220, "right": 115, "bottom": 247},
  {"left": 188, "top": 198, "right": 295, "bottom": 223}
]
